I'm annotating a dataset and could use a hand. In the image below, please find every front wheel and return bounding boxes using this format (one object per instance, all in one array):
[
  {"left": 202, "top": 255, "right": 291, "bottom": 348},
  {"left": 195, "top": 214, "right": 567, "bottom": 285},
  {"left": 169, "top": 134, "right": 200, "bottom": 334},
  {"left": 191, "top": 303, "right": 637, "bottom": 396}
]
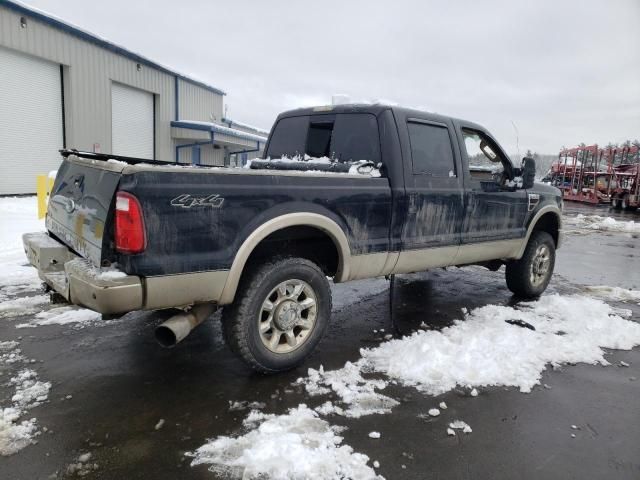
[
  {"left": 222, "top": 257, "right": 331, "bottom": 373},
  {"left": 506, "top": 231, "right": 556, "bottom": 298}
]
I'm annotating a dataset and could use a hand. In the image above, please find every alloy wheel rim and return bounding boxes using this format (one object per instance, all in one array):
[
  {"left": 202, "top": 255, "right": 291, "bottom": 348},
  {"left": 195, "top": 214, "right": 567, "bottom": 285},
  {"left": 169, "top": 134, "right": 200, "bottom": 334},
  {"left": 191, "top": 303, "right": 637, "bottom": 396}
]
[
  {"left": 530, "top": 244, "right": 551, "bottom": 287},
  {"left": 258, "top": 279, "right": 317, "bottom": 354}
]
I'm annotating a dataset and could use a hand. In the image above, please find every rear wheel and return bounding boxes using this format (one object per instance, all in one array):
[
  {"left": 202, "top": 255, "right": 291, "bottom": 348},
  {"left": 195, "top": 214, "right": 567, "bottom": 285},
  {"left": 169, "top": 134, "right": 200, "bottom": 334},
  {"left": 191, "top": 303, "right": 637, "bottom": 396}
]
[
  {"left": 222, "top": 257, "right": 331, "bottom": 373},
  {"left": 506, "top": 231, "right": 556, "bottom": 298}
]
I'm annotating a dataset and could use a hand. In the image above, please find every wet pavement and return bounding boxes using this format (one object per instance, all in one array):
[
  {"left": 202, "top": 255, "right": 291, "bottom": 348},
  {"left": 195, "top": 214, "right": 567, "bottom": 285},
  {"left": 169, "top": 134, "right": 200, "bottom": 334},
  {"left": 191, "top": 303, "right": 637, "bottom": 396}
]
[{"left": 1, "top": 205, "right": 639, "bottom": 480}]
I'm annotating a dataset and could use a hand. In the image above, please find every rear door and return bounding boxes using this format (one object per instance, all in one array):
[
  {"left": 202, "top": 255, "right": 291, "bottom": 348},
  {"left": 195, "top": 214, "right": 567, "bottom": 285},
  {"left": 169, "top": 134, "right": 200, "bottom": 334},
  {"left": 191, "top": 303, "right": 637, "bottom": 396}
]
[
  {"left": 394, "top": 117, "right": 464, "bottom": 273},
  {"left": 46, "top": 155, "right": 124, "bottom": 265}
]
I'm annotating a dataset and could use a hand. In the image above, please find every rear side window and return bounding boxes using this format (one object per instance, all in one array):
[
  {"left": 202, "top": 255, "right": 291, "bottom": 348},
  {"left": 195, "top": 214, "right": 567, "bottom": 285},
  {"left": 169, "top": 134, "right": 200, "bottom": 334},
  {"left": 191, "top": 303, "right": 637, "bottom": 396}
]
[
  {"left": 266, "top": 113, "right": 380, "bottom": 163},
  {"left": 266, "top": 116, "right": 309, "bottom": 158},
  {"left": 330, "top": 114, "right": 380, "bottom": 163},
  {"left": 407, "top": 122, "right": 456, "bottom": 177}
]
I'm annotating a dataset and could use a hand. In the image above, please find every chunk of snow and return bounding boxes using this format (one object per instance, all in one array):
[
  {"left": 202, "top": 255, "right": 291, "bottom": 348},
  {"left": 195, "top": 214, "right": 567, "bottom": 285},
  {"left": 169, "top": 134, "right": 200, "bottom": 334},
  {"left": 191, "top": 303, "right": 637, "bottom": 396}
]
[
  {"left": 571, "top": 425, "right": 578, "bottom": 430},
  {"left": 297, "top": 362, "right": 398, "bottom": 418},
  {"left": 449, "top": 420, "right": 472, "bottom": 433},
  {"left": 428, "top": 408, "right": 440, "bottom": 417},
  {"left": 447, "top": 428, "right": 456, "bottom": 436},
  {"left": 228, "top": 400, "right": 266, "bottom": 412},
  {"left": 470, "top": 388, "right": 478, "bottom": 397},
  {"left": 154, "top": 419, "right": 165, "bottom": 431},
  {"left": 373, "top": 460, "right": 380, "bottom": 468},
  {"left": 368, "top": 431, "right": 381, "bottom": 439},
  {"left": 619, "top": 361, "right": 630, "bottom": 367},
  {"left": 0, "top": 363, "right": 50, "bottom": 456},
  {"left": 189, "top": 405, "right": 380, "bottom": 479},
  {"left": 16, "top": 307, "right": 101, "bottom": 329},
  {"left": 0, "top": 295, "right": 49, "bottom": 318},
  {"left": 439, "top": 402, "right": 448, "bottom": 409}
]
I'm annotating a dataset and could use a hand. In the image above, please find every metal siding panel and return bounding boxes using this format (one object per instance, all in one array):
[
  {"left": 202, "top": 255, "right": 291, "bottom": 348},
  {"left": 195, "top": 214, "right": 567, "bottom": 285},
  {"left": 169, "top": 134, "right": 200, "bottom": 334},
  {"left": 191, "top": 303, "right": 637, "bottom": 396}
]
[
  {"left": 0, "top": 46, "right": 63, "bottom": 194},
  {"left": 0, "top": 5, "right": 214, "bottom": 174}
]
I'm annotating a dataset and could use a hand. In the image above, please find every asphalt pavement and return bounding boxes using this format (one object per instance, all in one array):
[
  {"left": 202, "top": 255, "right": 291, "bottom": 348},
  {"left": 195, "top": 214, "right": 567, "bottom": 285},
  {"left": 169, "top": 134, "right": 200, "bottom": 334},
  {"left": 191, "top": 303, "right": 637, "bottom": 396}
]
[{"left": 1, "top": 205, "right": 638, "bottom": 480}]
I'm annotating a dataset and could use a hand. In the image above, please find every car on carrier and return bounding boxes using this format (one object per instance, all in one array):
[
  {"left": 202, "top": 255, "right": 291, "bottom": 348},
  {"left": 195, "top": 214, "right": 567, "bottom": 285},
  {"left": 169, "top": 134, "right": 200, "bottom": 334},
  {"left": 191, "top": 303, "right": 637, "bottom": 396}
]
[{"left": 23, "top": 104, "right": 563, "bottom": 373}]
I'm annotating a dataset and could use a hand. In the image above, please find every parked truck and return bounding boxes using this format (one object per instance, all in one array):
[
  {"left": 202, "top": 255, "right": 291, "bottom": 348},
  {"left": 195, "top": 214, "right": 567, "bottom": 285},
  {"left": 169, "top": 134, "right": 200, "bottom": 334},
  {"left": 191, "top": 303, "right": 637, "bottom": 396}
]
[{"left": 23, "top": 104, "right": 562, "bottom": 373}]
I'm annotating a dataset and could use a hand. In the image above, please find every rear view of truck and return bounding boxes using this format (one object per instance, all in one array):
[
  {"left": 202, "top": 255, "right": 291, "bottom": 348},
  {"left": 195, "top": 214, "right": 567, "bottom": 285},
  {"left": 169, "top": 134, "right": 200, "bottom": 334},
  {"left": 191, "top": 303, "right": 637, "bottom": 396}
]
[{"left": 23, "top": 152, "right": 145, "bottom": 314}]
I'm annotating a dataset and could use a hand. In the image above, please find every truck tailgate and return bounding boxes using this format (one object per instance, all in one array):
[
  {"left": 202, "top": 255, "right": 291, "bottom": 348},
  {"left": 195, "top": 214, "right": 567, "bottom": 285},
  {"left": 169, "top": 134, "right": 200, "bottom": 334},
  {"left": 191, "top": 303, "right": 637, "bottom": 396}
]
[{"left": 46, "top": 155, "right": 125, "bottom": 265}]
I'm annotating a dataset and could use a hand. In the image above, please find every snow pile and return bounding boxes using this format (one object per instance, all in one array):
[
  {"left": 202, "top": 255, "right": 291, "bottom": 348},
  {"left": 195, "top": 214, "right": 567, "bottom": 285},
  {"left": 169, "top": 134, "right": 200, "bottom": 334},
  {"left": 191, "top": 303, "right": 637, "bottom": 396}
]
[
  {"left": 0, "top": 342, "right": 51, "bottom": 456},
  {"left": 0, "top": 197, "right": 43, "bottom": 292},
  {"left": 564, "top": 214, "right": 640, "bottom": 233},
  {"left": 362, "top": 294, "right": 640, "bottom": 394},
  {"left": 299, "top": 362, "right": 398, "bottom": 418},
  {"left": 16, "top": 306, "right": 102, "bottom": 329},
  {"left": 0, "top": 295, "right": 49, "bottom": 318},
  {"left": 299, "top": 294, "right": 640, "bottom": 417},
  {"left": 583, "top": 285, "right": 640, "bottom": 304},
  {"left": 189, "top": 405, "right": 380, "bottom": 479}
]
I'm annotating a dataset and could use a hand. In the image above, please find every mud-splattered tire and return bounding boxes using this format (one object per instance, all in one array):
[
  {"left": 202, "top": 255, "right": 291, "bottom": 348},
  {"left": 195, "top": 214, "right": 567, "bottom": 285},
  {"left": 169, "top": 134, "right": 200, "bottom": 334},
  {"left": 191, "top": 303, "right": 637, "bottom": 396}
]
[
  {"left": 506, "top": 231, "right": 555, "bottom": 299},
  {"left": 222, "top": 257, "right": 331, "bottom": 373}
]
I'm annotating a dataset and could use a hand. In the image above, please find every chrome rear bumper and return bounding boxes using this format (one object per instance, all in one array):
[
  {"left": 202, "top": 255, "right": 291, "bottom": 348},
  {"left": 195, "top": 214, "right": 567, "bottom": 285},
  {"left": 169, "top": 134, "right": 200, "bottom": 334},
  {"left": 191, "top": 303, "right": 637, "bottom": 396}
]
[{"left": 22, "top": 232, "right": 143, "bottom": 314}]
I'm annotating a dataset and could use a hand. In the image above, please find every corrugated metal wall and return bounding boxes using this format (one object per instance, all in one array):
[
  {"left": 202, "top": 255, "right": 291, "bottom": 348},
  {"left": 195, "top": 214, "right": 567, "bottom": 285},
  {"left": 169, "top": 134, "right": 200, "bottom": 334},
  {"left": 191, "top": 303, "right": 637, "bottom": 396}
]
[
  {"left": 178, "top": 79, "right": 223, "bottom": 123},
  {"left": 0, "top": 5, "right": 224, "bottom": 168}
]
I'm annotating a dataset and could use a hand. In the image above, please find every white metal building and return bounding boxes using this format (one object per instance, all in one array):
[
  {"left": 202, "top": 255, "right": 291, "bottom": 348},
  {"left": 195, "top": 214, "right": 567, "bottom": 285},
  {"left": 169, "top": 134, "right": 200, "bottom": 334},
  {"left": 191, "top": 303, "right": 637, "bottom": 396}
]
[{"left": 0, "top": 0, "right": 267, "bottom": 194}]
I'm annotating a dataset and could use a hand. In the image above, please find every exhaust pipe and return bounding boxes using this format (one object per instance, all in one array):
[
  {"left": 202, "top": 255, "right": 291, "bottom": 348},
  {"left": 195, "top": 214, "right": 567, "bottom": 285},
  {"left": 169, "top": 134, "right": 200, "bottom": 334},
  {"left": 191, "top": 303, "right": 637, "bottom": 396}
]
[{"left": 155, "top": 303, "right": 216, "bottom": 348}]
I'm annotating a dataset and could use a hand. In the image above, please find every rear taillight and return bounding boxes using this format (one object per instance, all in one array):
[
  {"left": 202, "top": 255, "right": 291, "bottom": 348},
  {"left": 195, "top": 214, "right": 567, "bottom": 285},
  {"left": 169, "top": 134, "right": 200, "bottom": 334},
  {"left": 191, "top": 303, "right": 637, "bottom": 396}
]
[{"left": 115, "top": 191, "right": 146, "bottom": 254}]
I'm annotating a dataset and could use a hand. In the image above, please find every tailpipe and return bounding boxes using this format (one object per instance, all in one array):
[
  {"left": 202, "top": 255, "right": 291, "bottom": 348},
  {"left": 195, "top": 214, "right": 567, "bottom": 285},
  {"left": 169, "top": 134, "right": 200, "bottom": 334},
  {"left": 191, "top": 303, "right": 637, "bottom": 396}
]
[{"left": 155, "top": 303, "right": 216, "bottom": 348}]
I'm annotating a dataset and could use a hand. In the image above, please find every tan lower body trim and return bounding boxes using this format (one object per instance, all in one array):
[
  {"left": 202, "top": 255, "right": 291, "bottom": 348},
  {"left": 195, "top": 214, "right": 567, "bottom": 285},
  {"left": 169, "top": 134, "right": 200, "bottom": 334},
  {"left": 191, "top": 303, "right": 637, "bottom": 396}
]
[
  {"left": 348, "top": 251, "right": 399, "bottom": 281},
  {"left": 144, "top": 270, "right": 229, "bottom": 310},
  {"left": 454, "top": 238, "right": 523, "bottom": 265}
]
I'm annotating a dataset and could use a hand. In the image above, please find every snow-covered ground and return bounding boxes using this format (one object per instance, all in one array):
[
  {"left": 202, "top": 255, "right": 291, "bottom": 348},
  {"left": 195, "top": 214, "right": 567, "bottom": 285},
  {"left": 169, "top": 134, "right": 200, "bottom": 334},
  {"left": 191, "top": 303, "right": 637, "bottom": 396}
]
[
  {"left": 192, "top": 294, "right": 640, "bottom": 478},
  {"left": 564, "top": 213, "right": 640, "bottom": 234},
  {"left": 0, "top": 197, "right": 102, "bottom": 456}
]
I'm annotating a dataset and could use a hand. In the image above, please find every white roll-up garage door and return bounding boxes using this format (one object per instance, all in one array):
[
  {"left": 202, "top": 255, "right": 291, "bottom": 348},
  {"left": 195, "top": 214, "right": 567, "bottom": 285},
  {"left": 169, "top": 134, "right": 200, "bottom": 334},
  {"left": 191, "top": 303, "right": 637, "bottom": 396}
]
[
  {"left": 111, "top": 83, "right": 154, "bottom": 159},
  {"left": 0, "top": 47, "right": 64, "bottom": 195}
]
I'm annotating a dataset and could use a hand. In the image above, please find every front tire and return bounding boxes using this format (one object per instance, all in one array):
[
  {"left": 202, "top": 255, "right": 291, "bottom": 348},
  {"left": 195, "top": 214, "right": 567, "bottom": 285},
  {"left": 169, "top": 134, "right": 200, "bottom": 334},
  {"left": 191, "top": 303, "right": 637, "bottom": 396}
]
[
  {"left": 222, "top": 257, "right": 331, "bottom": 373},
  {"left": 506, "top": 231, "right": 556, "bottom": 298}
]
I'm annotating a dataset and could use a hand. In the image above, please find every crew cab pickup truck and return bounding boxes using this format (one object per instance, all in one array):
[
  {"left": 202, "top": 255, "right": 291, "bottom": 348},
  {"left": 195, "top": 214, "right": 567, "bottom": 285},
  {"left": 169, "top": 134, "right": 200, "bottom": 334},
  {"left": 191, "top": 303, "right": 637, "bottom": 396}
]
[{"left": 23, "top": 104, "right": 562, "bottom": 373}]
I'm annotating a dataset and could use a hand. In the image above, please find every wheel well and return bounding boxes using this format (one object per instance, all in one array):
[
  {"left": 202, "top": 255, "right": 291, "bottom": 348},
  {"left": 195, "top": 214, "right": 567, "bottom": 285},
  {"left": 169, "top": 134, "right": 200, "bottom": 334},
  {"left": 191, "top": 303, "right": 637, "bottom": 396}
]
[
  {"left": 244, "top": 226, "right": 340, "bottom": 277},
  {"left": 531, "top": 212, "right": 559, "bottom": 246}
]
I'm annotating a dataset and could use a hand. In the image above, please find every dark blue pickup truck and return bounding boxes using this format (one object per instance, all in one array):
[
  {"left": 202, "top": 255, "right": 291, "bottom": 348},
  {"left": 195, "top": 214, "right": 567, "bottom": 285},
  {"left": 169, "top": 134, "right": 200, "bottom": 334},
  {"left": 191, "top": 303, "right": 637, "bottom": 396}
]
[{"left": 23, "top": 104, "right": 562, "bottom": 372}]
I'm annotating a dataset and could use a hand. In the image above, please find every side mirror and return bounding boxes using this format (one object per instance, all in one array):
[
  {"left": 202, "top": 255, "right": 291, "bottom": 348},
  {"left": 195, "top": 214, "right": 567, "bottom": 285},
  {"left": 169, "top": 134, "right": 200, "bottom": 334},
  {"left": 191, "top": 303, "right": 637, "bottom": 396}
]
[{"left": 521, "top": 157, "right": 536, "bottom": 189}]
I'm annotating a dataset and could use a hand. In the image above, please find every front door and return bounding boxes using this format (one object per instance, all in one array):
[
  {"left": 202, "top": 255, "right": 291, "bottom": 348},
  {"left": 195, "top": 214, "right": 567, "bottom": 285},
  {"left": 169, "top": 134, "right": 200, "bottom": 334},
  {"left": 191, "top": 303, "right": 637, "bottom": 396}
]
[
  {"left": 457, "top": 127, "right": 528, "bottom": 259},
  {"left": 394, "top": 118, "right": 464, "bottom": 273}
]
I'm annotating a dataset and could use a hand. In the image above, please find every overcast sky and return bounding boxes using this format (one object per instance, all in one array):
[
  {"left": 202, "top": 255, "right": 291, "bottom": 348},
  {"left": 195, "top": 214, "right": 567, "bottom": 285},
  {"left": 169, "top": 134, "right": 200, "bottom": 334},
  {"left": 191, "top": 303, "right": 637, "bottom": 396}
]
[{"left": 22, "top": 0, "right": 640, "bottom": 154}]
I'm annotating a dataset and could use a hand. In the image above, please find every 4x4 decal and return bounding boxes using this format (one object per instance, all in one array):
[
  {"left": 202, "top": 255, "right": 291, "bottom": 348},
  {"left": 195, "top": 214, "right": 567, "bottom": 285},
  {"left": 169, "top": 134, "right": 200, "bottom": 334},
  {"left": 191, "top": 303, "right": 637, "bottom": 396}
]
[{"left": 170, "top": 194, "right": 224, "bottom": 209}]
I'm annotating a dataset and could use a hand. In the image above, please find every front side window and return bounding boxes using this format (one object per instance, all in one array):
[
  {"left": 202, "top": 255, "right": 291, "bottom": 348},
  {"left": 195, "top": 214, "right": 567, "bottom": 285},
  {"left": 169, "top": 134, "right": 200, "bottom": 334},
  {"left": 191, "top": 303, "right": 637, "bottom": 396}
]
[
  {"left": 407, "top": 122, "right": 456, "bottom": 177},
  {"left": 462, "top": 128, "right": 508, "bottom": 180}
]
